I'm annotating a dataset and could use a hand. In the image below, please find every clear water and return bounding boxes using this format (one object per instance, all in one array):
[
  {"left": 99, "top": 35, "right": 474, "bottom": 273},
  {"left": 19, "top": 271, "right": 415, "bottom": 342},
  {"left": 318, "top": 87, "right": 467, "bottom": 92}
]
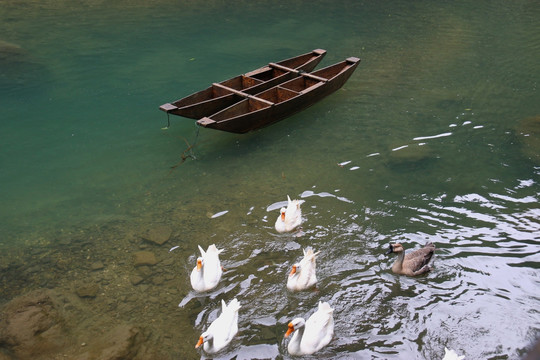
[{"left": 1, "top": 0, "right": 539, "bottom": 359}]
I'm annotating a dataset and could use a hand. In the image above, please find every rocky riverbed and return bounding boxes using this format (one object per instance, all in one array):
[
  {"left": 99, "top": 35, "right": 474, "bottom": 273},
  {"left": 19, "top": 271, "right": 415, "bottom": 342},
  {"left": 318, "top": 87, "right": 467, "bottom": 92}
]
[{"left": 0, "top": 221, "right": 197, "bottom": 359}]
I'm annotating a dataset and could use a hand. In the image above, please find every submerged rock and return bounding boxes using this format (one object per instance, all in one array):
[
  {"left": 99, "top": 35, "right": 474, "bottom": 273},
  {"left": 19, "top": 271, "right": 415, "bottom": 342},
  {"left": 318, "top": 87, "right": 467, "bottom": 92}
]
[
  {"left": 386, "top": 142, "right": 434, "bottom": 170},
  {"left": 0, "top": 290, "right": 67, "bottom": 359},
  {"left": 388, "top": 143, "right": 433, "bottom": 162},
  {"left": 516, "top": 115, "right": 540, "bottom": 164},
  {"left": 90, "top": 261, "right": 105, "bottom": 271},
  {"left": 130, "top": 275, "right": 144, "bottom": 285},
  {"left": 0, "top": 289, "right": 153, "bottom": 359},
  {"left": 75, "top": 284, "right": 100, "bottom": 298},
  {"left": 77, "top": 324, "right": 144, "bottom": 360},
  {"left": 132, "top": 251, "right": 157, "bottom": 266},
  {"left": 0, "top": 40, "right": 24, "bottom": 61},
  {"left": 143, "top": 225, "right": 172, "bottom": 245},
  {"left": 0, "top": 39, "right": 49, "bottom": 94}
]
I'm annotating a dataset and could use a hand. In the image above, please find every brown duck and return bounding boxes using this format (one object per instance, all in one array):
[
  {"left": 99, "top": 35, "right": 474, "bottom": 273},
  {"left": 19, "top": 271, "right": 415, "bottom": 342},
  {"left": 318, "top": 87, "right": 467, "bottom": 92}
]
[{"left": 385, "top": 242, "right": 435, "bottom": 276}]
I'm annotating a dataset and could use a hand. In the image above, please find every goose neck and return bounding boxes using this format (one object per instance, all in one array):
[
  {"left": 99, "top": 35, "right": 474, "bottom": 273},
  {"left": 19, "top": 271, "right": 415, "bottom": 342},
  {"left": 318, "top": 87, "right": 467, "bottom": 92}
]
[{"left": 395, "top": 251, "right": 405, "bottom": 270}]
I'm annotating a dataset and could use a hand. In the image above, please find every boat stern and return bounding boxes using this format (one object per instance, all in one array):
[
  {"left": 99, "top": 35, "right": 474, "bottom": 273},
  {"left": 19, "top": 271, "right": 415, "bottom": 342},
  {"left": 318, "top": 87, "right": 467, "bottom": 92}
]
[
  {"left": 197, "top": 117, "right": 216, "bottom": 127},
  {"left": 159, "top": 103, "right": 177, "bottom": 113}
]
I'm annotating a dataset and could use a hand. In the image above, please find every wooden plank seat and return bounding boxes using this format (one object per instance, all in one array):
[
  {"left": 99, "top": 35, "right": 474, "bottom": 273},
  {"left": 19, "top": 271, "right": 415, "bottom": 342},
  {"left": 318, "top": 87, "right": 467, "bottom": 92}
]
[
  {"left": 212, "top": 82, "right": 275, "bottom": 106},
  {"left": 268, "top": 62, "right": 329, "bottom": 82}
]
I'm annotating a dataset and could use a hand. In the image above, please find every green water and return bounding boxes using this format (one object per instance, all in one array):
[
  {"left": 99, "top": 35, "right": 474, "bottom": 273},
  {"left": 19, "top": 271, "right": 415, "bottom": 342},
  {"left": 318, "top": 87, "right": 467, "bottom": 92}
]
[{"left": 1, "top": 1, "right": 539, "bottom": 359}]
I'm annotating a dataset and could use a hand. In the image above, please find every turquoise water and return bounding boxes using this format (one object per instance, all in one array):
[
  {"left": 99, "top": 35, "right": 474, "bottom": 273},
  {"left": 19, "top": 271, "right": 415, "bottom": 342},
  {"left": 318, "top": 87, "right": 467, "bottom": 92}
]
[{"left": 1, "top": 1, "right": 539, "bottom": 359}]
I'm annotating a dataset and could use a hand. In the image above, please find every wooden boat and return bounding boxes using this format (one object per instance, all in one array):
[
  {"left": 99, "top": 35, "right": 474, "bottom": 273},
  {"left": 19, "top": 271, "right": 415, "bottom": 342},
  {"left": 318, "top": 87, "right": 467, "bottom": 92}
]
[
  {"left": 197, "top": 57, "right": 360, "bottom": 134},
  {"left": 159, "top": 49, "right": 326, "bottom": 119}
]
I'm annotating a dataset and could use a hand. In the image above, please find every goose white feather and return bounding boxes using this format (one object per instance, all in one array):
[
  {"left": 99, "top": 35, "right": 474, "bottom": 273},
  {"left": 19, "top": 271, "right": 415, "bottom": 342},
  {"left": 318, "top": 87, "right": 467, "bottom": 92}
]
[
  {"left": 190, "top": 244, "right": 224, "bottom": 292},
  {"left": 275, "top": 195, "right": 304, "bottom": 233},
  {"left": 287, "top": 247, "right": 320, "bottom": 291},
  {"left": 285, "top": 301, "right": 334, "bottom": 355},
  {"left": 195, "top": 298, "right": 240, "bottom": 353},
  {"left": 442, "top": 347, "right": 465, "bottom": 360}
]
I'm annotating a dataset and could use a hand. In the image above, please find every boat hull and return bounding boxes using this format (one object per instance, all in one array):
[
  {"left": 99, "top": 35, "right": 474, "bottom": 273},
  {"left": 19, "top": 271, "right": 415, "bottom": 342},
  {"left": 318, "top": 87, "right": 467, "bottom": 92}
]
[
  {"left": 160, "top": 49, "right": 326, "bottom": 119},
  {"left": 197, "top": 57, "right": 360, "bottom": 134}
]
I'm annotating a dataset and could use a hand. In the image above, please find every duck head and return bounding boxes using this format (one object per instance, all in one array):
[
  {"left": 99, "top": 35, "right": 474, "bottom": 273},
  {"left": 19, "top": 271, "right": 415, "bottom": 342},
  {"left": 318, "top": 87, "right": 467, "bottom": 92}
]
[
  {"left": 195, "top": 257, "right": 203, "bottom": 270},
  {"left": 195, "top": 331, "right": 212, "bottom": 348},
  {"left": 284, "top": 318, "right": 305, "bottom": 337},
  {"left": 280, "top": 207, "right": 287, "bottom": 221},
  {"left": 385, "top": 243, "right": 404, "bottom": 255},
  {"left": 289, "top": 263, "right": 300, "bottom": 276}
]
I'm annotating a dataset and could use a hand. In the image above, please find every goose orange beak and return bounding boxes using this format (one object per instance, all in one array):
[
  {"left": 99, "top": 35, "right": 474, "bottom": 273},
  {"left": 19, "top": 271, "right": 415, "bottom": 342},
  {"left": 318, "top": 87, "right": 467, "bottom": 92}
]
[
  {"left": 195, "top": 336, "right": 204, "bottom": 348},
  {"left": 289, "top": 265, "right": 297, "bottom": 276},
  {"left": 196, "top": 259, "right": 202, "bottom": 270},
  {"left": 281, "top": 211, "right": 286, "bottom": 221},
  {"left": 284, "top": 323, "right": 295, "bottom": 337}
]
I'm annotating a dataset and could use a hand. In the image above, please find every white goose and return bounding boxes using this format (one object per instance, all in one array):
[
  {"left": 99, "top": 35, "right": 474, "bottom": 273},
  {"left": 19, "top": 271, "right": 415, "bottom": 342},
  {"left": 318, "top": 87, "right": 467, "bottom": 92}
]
[
  {"left": 443, "top": 347, "right": 465, "bottom": 360},
  {"left": 190, "top": 244, "right": 224, "bottom": 292},
  {"left": 284, "top": 301, "right": 334, "bottom": 355},
  {"left": 275, "top": 195, "right": 305, "bottom": 233},
  {"left": 287, "top": 247, "right": 320, "bottom": 291},
  {"left": 195, "top": 298, "right": 240, "bottom": 354}
]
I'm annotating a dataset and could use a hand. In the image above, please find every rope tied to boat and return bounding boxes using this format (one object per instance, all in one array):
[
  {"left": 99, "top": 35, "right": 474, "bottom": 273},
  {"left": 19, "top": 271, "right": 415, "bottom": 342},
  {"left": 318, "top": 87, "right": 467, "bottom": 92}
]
[
  {"left": 169, "top": 124, "right": 200, "bottom": 172},
  {"left": 161, "top": 112, "right": 172, "bottom": 130},
  {"left": 187, "top": 124, "right": 200, "bottom": 159}
]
